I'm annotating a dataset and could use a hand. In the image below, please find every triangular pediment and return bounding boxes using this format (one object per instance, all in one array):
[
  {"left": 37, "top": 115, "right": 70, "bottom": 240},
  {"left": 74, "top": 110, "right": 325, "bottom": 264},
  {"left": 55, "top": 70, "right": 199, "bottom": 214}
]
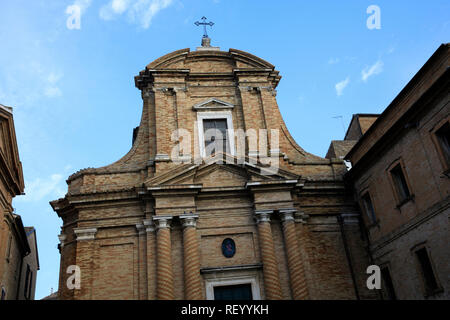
[
  {"left": 144, "top": 154, "right": 300, "bottom": 188},
  {"left": 192, "top": 98, "right": 234, "bottom": 111}
]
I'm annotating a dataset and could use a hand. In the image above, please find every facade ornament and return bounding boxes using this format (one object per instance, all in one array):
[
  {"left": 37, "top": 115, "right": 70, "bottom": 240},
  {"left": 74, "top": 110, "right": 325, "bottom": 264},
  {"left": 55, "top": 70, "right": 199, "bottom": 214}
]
[
  {"left": 143, "top": 219, "right": 156, "bottom": 232},
  {"left": 153, "top": 216, "right": 172, "bottom": 230},
  {"left": 73, "top": 228, "right": 97, "bottom": 241},
  {"left": 179, "top": 213, "right": 199, "bottom": 228},
  {"left": 254, "top": 209, "right": 273, "bottom": 223}
]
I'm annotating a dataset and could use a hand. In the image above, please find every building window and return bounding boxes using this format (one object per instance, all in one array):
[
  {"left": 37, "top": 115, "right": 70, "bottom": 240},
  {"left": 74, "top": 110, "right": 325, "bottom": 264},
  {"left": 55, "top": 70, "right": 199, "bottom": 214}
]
[
  {"left": 203, "top": 119, "right": 229, "bottom": 155},
  {"left": 414, "top": 247, "right": 440, "bottom": 296},
  {"left": 197, "top": 111, "right": 235, "bottom": 158},
  {"left": 214, "top": 284, "right": 253, "bottom": 300},
  {"left": 205, "top": 275, "right": 261, "bottom": 300},
  {"left": 380, "top": 266, "right": 397, "bottom": 300},
  {"left": 1, "top": 287, "right": 6, "bottom": 300},
  {"left": 6, "top": 235, "right": 12, "bottom": 262},
  {"left": 361, "top": 192, "right": 377, "bottom": 225},
  {"left": 390, "top": 163, "right": 411, "bottom": 204},
  {"left": 433, "top": 121, "right": 450, "bottom": 171}
]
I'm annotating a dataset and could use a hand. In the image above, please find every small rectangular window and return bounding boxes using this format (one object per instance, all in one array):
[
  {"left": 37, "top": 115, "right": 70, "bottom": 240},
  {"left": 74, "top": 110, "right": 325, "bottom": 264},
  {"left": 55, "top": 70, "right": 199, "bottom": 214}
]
[
  {"left": 362, "top": 192, "right": 377, "bottom": 224},
  {"left": 6, "top": 235, "right": 12, "bottom": 262},
  {"left": 1, "top": 287, "right": 6, "bottom": 300},
  {"left": 381, "top": 266, "right": 397, "bottom": 300},
  {"left": 203, "top": 119, "right": 228, "bottom": 155},
  {"left": 390, "top": 164, "right": 411, "bottom": 203},
  {"left": 435, "top": 122, "right": 450, "bottom": 168},
  {"left": 415, "top": 248, "right": 439, "bottom": 295}
]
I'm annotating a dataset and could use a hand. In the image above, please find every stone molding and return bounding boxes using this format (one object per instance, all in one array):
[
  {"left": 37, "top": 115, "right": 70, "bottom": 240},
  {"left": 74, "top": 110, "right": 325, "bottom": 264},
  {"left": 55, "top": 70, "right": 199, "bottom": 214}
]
[
  {"left": 153, "top": 216, "right": 172, "bottom": 229},
  {"left": 136, "top": 223, "right": 146, "bottom": 235},
  {"left": 73, "top": 228, "right": 97, "bottom": 241},
  {"left": 143, "top": 219, "right": 156, "bottom": 232},
  {"left": 254, "top": 209, "right": 273, "bottom": 223},
  {"left": 58, "top": 233, "right": 67, "bottom": 248},
  {"left": 179, "top": 214, "right": 199, "bottom": 228},
  {"left": 279, "top": 208, "right": 297, "bottom": 222}
]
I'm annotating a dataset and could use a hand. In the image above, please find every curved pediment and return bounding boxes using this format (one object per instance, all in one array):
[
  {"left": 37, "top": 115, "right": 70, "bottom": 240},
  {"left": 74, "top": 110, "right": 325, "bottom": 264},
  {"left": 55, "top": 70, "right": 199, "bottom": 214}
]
[{"left": 142, "top": 48, "right": 275, "bottom": 71}]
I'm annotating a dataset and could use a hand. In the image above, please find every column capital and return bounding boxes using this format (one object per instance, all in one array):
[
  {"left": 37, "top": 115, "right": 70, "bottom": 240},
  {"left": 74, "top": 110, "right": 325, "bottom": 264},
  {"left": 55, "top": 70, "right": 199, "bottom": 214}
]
[
  {"left": 179, "top": 214, "right": 199, "bottom": 228},
  {"left": 254, "top": 209, "right": 274, "bottom": 223},
  {"left": 73, "top": 227, "right": 97, "bottom": 241},
  {"left": 294, "top": 211, "right": 310, "bottom": 224},
  {"left": 153, "top": 216, "right": 173, "bottom": 230},
  {"left": 136, "top": 223, "right": 146, "bottom": 235},
  {"left": 279, "top": 208, "right": 297, "bottom": 222},
  {"left": 58, "top": 233, "right": 67, "bottom": 248},
  {"left": 143, "top": 219, "right": 156, "bottom": 232}
]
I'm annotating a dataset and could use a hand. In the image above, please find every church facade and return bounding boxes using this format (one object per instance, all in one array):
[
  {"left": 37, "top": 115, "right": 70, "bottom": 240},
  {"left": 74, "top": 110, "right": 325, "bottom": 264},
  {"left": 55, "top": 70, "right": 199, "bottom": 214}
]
[{"left": 50, "top": 40, "right": 374, "bottom": 300}]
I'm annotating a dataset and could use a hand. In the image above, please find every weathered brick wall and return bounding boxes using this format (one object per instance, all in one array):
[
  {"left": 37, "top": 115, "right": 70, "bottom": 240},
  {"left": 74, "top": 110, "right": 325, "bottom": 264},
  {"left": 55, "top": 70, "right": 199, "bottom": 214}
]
[
  {"left": 53, "top": 47, "right": 372, "bottom": 300},
  {"left": 351, "top": 82, "right": 449, "bottom": 299}
]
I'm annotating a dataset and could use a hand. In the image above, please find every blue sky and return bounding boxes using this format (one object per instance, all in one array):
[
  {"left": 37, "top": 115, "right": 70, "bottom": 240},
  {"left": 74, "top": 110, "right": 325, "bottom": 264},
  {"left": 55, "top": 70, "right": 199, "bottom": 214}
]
[{"left": 0, "top": 0, "right": 448, "bottom": 299}]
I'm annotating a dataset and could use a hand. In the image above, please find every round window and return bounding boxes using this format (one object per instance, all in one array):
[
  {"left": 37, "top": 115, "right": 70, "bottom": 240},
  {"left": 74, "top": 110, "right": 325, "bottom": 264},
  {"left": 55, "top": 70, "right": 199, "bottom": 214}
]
[{"left": 221, "top": 238, "right": 236, "bottom": 258}]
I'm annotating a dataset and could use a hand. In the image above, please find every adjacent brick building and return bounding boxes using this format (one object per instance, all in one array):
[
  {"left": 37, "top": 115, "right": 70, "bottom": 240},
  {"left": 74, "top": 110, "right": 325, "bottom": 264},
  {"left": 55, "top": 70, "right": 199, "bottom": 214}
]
[
  {"left": 50, "top": 38, "right": 375, "bottom": 300},
  {"left": 344, "top": 43, "right": 449, "bottom": 299},
  {"left": 0, "top": 104, "right": 39, "bottom": 300}
]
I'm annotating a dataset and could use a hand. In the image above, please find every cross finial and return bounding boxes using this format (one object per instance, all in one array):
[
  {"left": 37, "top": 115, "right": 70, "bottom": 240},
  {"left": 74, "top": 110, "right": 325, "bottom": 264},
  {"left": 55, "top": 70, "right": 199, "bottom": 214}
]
[{"left": 194, "top": 16, "right": 214, "bottom": 39}]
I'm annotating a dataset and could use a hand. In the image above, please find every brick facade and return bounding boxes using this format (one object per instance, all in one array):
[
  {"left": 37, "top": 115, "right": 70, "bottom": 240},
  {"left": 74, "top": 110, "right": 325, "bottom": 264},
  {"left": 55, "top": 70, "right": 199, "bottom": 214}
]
[
  {"left": 51, "top": 42, "right": 374, "bottom": 300},
  {"left": 345, "top": 44, "right": 449, "bottom": 300},
  {"left": 0, "top": 104, "right": 38, "bottom": 300}
]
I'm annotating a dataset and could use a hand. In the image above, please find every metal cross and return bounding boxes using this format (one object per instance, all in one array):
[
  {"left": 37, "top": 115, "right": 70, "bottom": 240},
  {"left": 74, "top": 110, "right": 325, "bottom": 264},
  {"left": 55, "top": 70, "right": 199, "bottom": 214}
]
[{"left": 194, "top": 16, "right": 214, "bottom": 38}]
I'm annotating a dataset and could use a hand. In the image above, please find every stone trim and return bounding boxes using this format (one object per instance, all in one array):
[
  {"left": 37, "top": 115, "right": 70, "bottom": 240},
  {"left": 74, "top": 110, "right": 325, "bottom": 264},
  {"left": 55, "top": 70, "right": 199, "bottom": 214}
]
[
  {"left": 143, "top": 219, "right": 156, "bottom": 232},
  {"left": 154, "top": 154, "right": 170, "bottom": 162},
  {"left": 200, "top": 263, "right": 262, "bottom": 274},
  {"left": 73, "top": 228, "right": 97, "bottom": 241},
  {"left": 153, "top": 216, "right": 172, "bottom": 229},
  {"left": 204, "top": 275, "right": 261, "bottom": 300},
  {"left": 58, "top": 233, "right": 67, "bottom": 248},
  {"left": 340, "top": 213, "right": 360, "bottom": 225},
  {"left": 294, "top": 211, "right": 310, "bottom": 224},
  {"left": 279, "top": 208, "right": 297, "bottom": 222},
  {"left": 136, "top": 223, "right": 146, "bottom": 235},
  {"left": 193, "top": 98, "right": 234, "bottom": 111},
  {"left": 196, "top": 110, "right": 236, "bottom": 157},
  {"left": 179, "top": 214, "right": 199, "bottom": 228},
  {"left": 254, "top": 210, "right": 273, "bottom": 223}
]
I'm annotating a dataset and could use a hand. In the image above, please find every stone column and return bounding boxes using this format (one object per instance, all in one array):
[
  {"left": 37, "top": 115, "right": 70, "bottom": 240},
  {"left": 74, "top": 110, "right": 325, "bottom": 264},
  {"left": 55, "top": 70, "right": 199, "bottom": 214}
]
[
  {"left": 153, "top": 216, "right": 174, "bottom": 300},
  {"left": 180, "top": 214, "right": 203, "bottom": 300},
  {"left": 136, "top": 223, "right": 147, "bottom": 300},
  {"left": 72, "top": 227, "right": 97, "bottom": 299},
  {"left": 279, "top": 209, "right": 309, "bottom": 300},
  {"left": 254, "top": 210, "right": 283, "bottom": 300},
  {"left": 143, "top": 219, "right": 157, "bottom": 300}
]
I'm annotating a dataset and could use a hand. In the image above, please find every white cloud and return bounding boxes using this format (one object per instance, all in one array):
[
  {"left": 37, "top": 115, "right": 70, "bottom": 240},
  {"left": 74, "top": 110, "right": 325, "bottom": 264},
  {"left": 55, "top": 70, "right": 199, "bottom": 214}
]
[
  {"left": 68, "top": 0, "right": 92, "bottom": 14},
  {"left": 44, "top": 86, "right": 62, "bottom": 98},
  {"left": 100, "top": 0, "right": 174, "bottom": 29},
  {"left": 44, "top": 72, "right": 63, "bottom": 98},
  {"left": 328, "top": 57, "right": 339, "bottom": 65},
  {"left": 17, "top": 174, "right": 66, "bottom": 202},
  {"left": 100, "top": 0, "right": 132, "bottom": 20},
  {"left": 361, "top": 60, "right": 383, "bottom": 82},
  {"left": 335, "top": 77, "right": 350, "bottom": 96}
]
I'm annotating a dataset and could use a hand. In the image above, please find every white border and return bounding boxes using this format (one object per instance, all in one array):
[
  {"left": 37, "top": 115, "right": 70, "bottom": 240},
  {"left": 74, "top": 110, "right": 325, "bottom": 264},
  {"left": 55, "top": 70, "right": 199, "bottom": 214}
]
[
  {"left": 197, "top": 111, "right": 235, "bottom": 157},
  {"left": 205, "top": 276, "right": 261, "bottom": 300}
]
